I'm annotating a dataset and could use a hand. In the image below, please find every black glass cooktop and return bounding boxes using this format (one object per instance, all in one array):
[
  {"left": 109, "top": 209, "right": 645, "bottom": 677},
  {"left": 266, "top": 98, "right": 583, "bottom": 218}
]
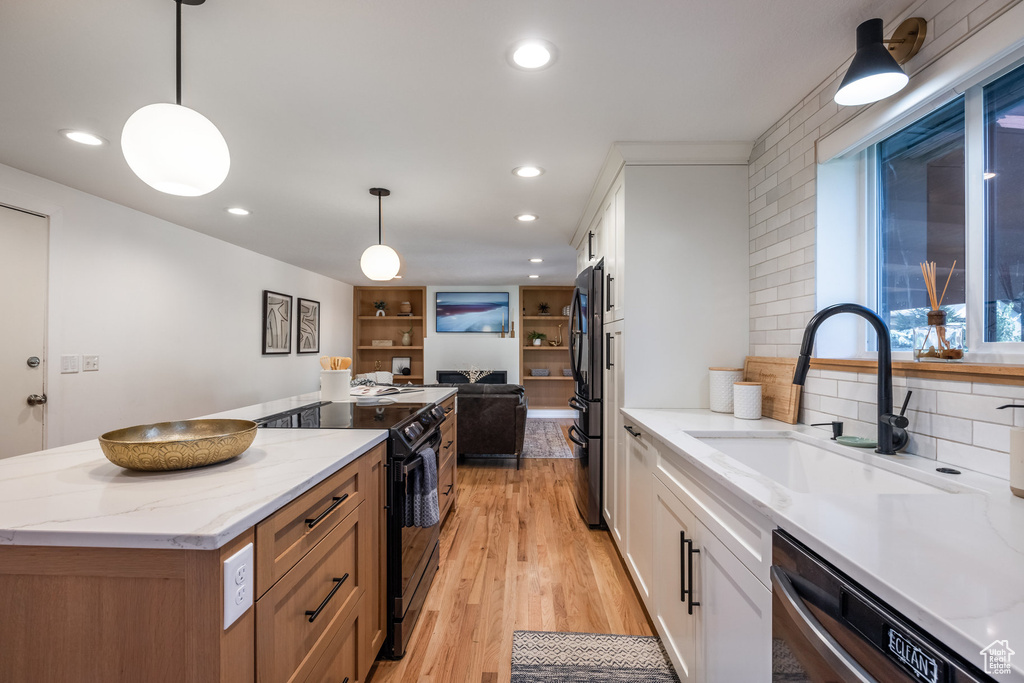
[{"left": 255, "top": 401, "right": 433, "bottom": 430}]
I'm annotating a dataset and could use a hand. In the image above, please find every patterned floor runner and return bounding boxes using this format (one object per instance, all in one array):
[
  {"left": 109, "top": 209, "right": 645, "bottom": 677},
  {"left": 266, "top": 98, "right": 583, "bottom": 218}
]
[{"left": 511, "top": 631, "right": 681, "bottom": 682}]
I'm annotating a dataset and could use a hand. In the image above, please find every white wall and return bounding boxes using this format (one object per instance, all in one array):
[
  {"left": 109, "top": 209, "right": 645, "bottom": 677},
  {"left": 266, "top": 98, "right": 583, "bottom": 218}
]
[
  {"left": 0, "top": 163, "right": 353, "bottom": 448},
  {"left": 423, "top": 285, "right": 520, "bottom": 383}
]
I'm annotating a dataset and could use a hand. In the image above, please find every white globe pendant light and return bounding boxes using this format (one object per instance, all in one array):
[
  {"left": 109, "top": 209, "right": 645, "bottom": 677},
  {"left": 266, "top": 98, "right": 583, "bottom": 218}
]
[
  {"left": 360, "top": 188, "right": 401, "bottom": 281},
  {"left": 121, "top": 0, "right": 229, "bottom": 196}
]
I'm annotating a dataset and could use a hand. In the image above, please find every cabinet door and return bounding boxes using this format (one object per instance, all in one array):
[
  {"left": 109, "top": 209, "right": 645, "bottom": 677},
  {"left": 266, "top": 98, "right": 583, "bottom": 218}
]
[
  {"left": 601, "top": 193, "right": 617, "bottom": 320},
  {"left": 602, "top": 321, "right": 625, "bottom": 544},
  {"left": 611, "top": 178, "right": 625, "bottom": 320},
  {"left": 696, "top": 520, "right": 772, "bottom": 683},
  {"left": 652, "top": 478, "right": 700, "bottom": 681},
  {"left": 623, "top": 419, "right": 653, "bottom": 600}
]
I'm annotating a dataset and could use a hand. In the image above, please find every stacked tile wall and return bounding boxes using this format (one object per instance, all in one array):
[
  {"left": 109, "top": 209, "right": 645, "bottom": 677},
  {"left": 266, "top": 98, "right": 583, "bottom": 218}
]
[{"left": 748, "top": 0, "right": 1021, "bottom": 478}]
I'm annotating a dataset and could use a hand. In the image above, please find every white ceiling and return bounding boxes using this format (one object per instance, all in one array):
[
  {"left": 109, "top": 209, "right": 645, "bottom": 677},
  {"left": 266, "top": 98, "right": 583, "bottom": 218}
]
[{"left": 0, "top": 0, "right": 906, "bottom": 286}]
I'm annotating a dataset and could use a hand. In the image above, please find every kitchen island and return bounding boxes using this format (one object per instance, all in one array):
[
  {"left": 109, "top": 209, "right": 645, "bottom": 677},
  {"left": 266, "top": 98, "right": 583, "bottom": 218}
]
[
  {"left": 617, "top": 408, "right": 1024, "bottom": 681},
  {"left": 0, "top": 387, "right": 456, "bottom": 683}
]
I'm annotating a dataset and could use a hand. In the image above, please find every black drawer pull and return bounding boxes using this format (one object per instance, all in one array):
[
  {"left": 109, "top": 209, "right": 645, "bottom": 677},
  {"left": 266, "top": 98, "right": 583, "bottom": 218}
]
[
  {"left": 305, "top": 494, "right": 348, "bottom": 528},
  {"left": 444, "top": 440, "right": 454, "bottom": 449},
  {"left": 624, "top": 425, "right": 641, "bottom": 438},
  {"left": 442, "top": 484, "right": 453, "bottom": 496},
  {"left": 305, "top": 573, "right": 349, "bottom": 622},
  {"left": 342, "top": 678, "right": 349, "bottom": 683}
]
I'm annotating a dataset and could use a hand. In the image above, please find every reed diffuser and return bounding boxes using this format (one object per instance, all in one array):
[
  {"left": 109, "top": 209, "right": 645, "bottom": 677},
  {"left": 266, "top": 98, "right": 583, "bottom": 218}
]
[{"left": 915, "top": 260, "right": 964, "bottom": 360}]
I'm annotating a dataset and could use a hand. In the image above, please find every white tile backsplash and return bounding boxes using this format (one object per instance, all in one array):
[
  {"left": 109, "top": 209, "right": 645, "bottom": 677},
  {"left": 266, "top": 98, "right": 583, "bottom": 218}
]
[{"left": 751, "top": 0, "right": 1022, "bottom": 479}]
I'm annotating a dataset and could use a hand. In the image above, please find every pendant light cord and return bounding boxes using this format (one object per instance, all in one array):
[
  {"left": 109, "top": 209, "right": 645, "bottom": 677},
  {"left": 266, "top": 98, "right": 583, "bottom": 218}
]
[
  {"left": 175, "top": 0, "right": 182, "bottom": 106},
  {"left": 378, "top": 193, "right": 383, "bottom": 245}
]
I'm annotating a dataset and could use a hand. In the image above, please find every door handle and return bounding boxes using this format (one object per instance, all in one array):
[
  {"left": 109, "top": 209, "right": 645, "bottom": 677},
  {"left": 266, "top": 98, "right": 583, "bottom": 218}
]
[
  {"left": 27, "top": 394, "right": 47, "bottom": 406},
  {"left": 606, "top": 332, "right": 613, "bottom": 370},
  {"left": 682, "top": 531, "right": 701, "bottom": 615},
  {"left": 606, "top": 275, "right": 614, "bottom": 311},
  {"left": 587, "top": 230, "right": 594, "bottom": 261}
]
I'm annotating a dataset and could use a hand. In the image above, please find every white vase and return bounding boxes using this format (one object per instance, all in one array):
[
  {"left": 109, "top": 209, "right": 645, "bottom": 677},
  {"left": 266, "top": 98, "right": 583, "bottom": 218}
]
[
  {"left": 533, "top": 339, "right": 541, "bottom": 346},
  {"left": 401, "top": 331, "right": 412, "bottom": 346}
]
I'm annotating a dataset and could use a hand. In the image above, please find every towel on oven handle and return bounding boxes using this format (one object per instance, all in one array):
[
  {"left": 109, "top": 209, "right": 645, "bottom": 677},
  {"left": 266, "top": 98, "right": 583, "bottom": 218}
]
[{"left": 404, "top": 447, "right": 440, "bottom": 528}]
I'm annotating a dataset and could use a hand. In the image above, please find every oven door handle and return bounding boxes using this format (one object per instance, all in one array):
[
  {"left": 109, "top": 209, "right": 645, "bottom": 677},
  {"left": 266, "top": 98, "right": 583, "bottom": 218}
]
[
  {"left": 770, "top": 567, "right": 876, "bottom": 683},
  {"left": 401, "top": 431, "right": 442, "bottom": 477},
  {"left": 567, "top": 424, "right": 588, "bottom": 449}
]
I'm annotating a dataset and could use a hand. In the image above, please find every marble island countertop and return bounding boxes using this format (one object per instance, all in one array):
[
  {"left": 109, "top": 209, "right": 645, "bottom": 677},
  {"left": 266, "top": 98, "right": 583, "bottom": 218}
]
[
  {"left": 622, "top": 408, "right": 1024, "bottom": 681},
  {"left": 0, "top": 388, "right": 456, "bottom": 551}
]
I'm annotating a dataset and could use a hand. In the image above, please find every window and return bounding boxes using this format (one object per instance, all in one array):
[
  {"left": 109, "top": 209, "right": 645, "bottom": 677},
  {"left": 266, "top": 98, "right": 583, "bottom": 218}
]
[
  {"left": 877, "top": 99, "right": 966, "bottom": 349},
  {"left": 865, "top": 60, "right": 1024, "bottom": 358},
  {"left": 984, "top": 66, "right": 1024, "bottom": 342}
]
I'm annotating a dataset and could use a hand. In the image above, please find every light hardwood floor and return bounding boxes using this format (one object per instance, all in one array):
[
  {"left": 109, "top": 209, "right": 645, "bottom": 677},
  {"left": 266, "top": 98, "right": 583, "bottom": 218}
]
[{"left": 369, "top": 456, "right": 653, "bottom": 683}]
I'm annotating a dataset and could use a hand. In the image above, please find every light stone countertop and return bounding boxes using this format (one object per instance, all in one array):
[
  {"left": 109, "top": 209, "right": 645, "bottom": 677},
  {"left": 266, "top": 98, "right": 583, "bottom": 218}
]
[
  {"left": 0, "top": 388, "right": 456, "bottom": 551},
  {"left": 622, "top": 407, "right": 1024, "bottom": 681}
]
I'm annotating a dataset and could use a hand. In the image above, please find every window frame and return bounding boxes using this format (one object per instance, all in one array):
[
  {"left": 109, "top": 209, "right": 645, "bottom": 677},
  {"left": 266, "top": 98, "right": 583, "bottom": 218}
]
[{"left": 860, "top": 64, "right": 1024, "bottom": 363}]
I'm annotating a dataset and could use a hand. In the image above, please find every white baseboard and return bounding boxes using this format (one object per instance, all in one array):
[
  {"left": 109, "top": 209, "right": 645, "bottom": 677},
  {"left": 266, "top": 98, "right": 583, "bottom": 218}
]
[{"left": 528, "top": 408, "right": 576, "bottom": 419}]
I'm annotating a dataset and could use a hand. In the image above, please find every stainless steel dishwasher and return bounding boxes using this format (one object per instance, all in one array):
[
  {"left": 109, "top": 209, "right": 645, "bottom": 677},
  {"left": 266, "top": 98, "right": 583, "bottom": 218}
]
[{"left": 771, "top": 530, "right": 992, "bottom": 682}]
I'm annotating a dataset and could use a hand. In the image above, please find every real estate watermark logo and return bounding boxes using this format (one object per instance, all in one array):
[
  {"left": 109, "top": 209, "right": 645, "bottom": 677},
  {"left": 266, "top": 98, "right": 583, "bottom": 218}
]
[{"left": 981, "top": 640, "right": 1015, "bottom": 675}]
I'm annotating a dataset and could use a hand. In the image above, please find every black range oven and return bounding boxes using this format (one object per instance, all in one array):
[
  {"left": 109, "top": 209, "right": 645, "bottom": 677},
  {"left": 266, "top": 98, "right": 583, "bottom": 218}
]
[{"left": 256, "top": 399, "right": 449, "bottom": 659}]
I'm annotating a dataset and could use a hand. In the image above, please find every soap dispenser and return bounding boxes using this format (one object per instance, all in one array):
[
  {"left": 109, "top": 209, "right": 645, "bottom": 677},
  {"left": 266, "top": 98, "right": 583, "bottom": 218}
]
[{"left": 997, "top": 404, "right": 1024, "bottom": 498}]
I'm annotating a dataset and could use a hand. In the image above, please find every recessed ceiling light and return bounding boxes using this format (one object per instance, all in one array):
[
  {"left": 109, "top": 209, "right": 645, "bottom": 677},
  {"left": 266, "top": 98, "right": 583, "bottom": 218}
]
[
  {"left": 60, "top": 129, "right": 106, "bottom": 146},
  {"left": 984, "top": 172, "right": 997, "bottom": 180},
  {"left": 517, "top": 213, "right": 538, "bottom": 222},
  {"left": 528, "top": 274, "right": 540, "bottom": 279},
  {"left": 512, "top": 166, "right": 544, "bottom": 178},
  {"left": 529, "top": 258, "right": 543, "bottom": 263},
  {"left": 226, "top": 207, "right": 250, "bottom": 216},
  {"left": 509, "top": 40, "right": 556, "bottom": 70}
]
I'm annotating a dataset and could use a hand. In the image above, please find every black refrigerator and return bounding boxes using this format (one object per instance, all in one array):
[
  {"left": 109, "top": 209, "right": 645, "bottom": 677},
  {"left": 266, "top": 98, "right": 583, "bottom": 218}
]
[{"left": 568, "top": 260, "right": 603, "bottom": 527}]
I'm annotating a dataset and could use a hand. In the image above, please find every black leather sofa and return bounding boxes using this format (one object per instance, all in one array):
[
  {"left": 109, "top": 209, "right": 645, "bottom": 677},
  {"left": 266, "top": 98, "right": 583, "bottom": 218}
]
[{"left": 450, "top": 383, "right": 528, "bottom": 469}]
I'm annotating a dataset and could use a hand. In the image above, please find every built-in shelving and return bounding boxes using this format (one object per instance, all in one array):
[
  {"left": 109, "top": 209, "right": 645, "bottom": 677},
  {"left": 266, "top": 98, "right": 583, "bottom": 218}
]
[
  {"left": 353, "top": 286, "right": 427, "bottom": 382},
  {"left": 519, "top": 285, "right": 574, "bottom": 409}
]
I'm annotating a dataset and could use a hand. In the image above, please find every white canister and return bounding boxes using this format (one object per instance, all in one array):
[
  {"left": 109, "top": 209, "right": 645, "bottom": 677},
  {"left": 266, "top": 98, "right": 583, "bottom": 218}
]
[
  {"left": 709, "top": 367, "right": 744, "bottom": 413},
  {"left": 321, "top": 369, "right": 351, "bottom": 401},
  {"left": 1011, "top": 428, "right": 1024, "bottom": 499},
  {"left": 733, "top": 382, "right": 762, "bottom": 420}
]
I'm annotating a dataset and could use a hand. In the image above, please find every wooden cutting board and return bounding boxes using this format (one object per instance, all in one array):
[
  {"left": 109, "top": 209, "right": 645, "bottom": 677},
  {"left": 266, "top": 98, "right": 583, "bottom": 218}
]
[{"left": 743, "top": 356, "right": 802, "bottom": 424}]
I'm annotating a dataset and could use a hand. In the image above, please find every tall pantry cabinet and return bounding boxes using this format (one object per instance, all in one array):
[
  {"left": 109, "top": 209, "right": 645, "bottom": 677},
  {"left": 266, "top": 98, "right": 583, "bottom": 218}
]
[{"left": 574, "top": 143, "right": 759, "bottom": 680}]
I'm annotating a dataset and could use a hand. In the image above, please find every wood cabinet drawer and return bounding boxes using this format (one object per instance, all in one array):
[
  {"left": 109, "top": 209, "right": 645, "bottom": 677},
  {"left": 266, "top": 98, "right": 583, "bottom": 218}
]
[
  {"left": 440, "top": 425, "right": 456, "bottom": 466},
  {"left": 257, "top": 503, "right": 365, "bottom": 683},
  {"left": 441, "top": 395, "right": 456, "bottom": 416},
  {"left": 438, "top": 456, "right": 455, "bottom": 521},
  {"left": 303, "top": 599, "right": 362, "bottom": 683},
  {"left": 256, "top": 447, "right": 377, "bottom": 596}
]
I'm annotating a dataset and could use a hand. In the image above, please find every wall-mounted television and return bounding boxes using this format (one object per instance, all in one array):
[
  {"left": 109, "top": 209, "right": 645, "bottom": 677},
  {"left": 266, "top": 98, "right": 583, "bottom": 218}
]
[{"left": 435, "top": 292, "right": 509, "bottom": 333}]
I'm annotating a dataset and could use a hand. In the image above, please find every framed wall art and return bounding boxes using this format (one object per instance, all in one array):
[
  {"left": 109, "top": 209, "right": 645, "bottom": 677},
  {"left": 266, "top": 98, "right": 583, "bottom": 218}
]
[
  {"left": 296, "top": 297, "right": 321, "bottom": 354},
  {"left": 262, "top": 290, "right": 292, "bottom": 355}
]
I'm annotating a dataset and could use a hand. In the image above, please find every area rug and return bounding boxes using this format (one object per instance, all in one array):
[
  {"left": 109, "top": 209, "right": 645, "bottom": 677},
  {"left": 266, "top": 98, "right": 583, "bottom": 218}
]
[
  {"left": 511, "top": 631, "right": 680, "bottom": 682},
  {"left": 521, "top": 419, "right": 575, "bottom": 459}
]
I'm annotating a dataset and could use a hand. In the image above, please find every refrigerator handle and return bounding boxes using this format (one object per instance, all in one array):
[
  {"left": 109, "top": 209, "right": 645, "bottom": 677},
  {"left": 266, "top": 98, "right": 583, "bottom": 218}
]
[{"left": 568, "top": 290, "right": 582, "bottom": 382}]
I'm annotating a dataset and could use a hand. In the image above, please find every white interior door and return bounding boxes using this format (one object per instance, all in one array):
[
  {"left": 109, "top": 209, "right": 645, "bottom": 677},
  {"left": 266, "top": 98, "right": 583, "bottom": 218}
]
[{"left": 0, "top": 205, "right": 48, "bottom": 458}]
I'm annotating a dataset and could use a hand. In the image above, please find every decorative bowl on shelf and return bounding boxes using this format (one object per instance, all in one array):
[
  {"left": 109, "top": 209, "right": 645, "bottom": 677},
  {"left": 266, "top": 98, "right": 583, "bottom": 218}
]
[
  {"left": 98, "top": 419, "right": 258, "bottom": 471},
  {"left": 530, "top": 368, "right": 550, "bottom": 377},
  {"left": 562, "top": 368, "right": 572, "bottom": 376}
]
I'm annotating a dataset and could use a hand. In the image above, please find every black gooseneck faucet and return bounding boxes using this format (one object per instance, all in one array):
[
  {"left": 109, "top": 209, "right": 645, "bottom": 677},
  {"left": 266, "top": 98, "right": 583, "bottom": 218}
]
[{"left": 792, "top": 303, "right": 910, "bottom": 455}]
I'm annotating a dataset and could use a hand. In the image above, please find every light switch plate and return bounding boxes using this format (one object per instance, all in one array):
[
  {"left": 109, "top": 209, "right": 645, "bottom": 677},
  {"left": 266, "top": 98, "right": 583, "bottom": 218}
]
[
  {"left": 60, "top": 354, "right": 80, "bottom": 374},
  {"left": 223, "top": 543, "right": 254, "bottom": 629},
  {"left": 83, "top": 355, "right": 99, "bottom": 372}
]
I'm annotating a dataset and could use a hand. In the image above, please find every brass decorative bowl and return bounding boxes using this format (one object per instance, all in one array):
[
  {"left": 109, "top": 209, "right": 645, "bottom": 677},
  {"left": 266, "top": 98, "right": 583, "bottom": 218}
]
[{"left": 98, "top": 419, "right": 258, "bottom": 472}]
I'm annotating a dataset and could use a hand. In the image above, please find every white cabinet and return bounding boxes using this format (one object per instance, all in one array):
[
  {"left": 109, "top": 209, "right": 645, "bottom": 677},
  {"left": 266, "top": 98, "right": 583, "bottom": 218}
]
[
  {"left": 653, "top": 474, "right": 772, "bottom": 682},
  {"left": 602, "top": 320, "right": 625, "bottom": 543},
  {"left": 624, "top": 418, "right": 654, "bottom": 601},
  {"left": 602, "top": 175, "right": 625, "bottom": 322},
  {"left": 653, "top": 478, "right": 700, "bottom": 682},
  {"left": 699, "top": 522, "right": 771, "bottom": 683}
]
